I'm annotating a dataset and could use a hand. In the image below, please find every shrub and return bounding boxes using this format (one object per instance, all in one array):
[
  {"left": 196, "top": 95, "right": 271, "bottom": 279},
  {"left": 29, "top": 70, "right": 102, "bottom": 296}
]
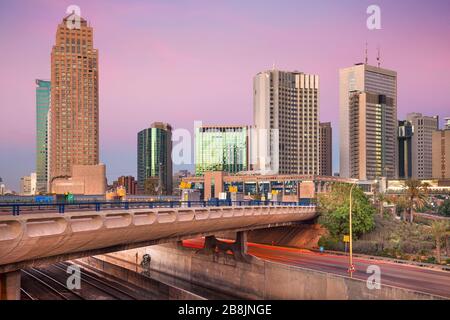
[
  {"left": 318, "top": 235, "right": 344, "bottom": 251},
  {"left": 425, "top": 256, "right": 437, "bottom": 264}
]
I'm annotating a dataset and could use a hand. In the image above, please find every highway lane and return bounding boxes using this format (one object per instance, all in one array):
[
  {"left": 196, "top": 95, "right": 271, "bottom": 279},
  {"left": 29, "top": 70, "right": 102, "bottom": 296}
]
[{"left": 183, "top": 238, "right": 450, "bottom": 298}]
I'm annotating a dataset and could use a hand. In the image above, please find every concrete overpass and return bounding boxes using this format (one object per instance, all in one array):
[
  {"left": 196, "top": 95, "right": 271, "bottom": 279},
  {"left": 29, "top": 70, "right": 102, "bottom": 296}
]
[{"left": 0, "top": 204, "right": 316, "bottom": 299}]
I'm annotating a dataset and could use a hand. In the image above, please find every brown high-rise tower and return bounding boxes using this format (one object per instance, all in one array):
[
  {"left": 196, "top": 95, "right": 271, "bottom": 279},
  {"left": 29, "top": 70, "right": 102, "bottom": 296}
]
[
  {"left": 319, "top": 122, "right": 332, "bottom": 176},
  {"left": 50, "top": 14, "right": 99, "bottom": 180}
]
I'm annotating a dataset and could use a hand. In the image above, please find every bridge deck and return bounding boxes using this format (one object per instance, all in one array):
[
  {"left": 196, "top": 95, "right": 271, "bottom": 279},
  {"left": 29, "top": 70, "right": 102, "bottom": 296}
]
[{"left": 0, "top": 205, "right": 316, "bottom": 272}]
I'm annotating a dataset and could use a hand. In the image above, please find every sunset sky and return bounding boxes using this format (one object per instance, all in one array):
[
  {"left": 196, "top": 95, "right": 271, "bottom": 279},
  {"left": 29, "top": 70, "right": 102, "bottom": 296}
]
[{"left": 1, "top": 0, "right": 450, "bottom": 190}]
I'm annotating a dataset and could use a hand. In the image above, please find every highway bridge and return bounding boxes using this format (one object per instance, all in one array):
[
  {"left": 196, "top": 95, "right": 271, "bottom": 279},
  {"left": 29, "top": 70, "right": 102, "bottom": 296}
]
[{"left": 0, "top": 201, "right": 316, "bottom": 299}]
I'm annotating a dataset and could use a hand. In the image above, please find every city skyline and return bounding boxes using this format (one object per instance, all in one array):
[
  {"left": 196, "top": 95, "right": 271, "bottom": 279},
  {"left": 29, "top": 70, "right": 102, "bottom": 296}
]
[{"left": 1, "top": 0, "right": 450, "bottom": 190}]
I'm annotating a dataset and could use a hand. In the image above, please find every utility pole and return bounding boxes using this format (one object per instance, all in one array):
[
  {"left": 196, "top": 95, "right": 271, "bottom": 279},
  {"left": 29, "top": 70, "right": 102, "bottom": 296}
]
[{"left": 348, "top": 183, "right": 357, "bottom": 278}]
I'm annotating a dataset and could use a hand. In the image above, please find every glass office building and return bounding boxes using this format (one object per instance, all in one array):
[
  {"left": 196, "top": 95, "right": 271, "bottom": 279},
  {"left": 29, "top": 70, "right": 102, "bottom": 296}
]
[
  {"left": 195, "top": 126, "right": 249, "bottom": 176},
  {"left": 36, "top": 79, "right": 51, "bottom": 193},
  {"left": 137, "top": 122, "right": 173, "bottom": 194}
]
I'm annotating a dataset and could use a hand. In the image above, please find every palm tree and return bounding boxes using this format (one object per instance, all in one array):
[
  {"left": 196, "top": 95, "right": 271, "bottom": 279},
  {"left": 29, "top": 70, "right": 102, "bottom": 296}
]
[
  {"left": 430, "top": 220, "right": 449, "bottom": 264},
  {"left": 390, "top": 194, "right": 408, "bottom": 221},
  {"left": 403, "top": 180, "right": 429, "bottom": 223},
  {"left": 375, "top": 192, "right": 392, "bottom": 217}
]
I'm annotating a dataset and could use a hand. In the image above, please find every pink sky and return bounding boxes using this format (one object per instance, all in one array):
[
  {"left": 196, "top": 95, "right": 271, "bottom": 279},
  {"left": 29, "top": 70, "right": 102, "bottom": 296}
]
[{"left": 1, "top": 0, "right": 449, "bottom": 190}]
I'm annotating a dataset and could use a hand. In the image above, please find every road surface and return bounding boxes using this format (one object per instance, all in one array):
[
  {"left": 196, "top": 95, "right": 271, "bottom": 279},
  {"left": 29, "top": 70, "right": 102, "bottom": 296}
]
[{"left": 183, "top": 238, "right": 450, "bottom": 298}]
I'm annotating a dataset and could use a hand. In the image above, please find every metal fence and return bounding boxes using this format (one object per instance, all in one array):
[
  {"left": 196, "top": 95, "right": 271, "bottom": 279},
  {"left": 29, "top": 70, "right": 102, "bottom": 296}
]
[{"left": 0, "top": 200, "right": 314, "bottom": 216}]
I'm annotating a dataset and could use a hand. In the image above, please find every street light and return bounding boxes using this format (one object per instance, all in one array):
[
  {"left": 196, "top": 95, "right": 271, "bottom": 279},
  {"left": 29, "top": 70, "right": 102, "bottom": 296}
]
[{"left": 348, "top": 182, "right": 357, "bottom": 278}]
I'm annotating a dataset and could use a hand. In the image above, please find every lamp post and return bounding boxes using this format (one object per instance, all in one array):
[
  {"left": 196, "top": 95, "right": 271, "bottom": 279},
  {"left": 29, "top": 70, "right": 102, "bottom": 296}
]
[{"left": 348, "top": 183, "right": 357, "bottom": 278}]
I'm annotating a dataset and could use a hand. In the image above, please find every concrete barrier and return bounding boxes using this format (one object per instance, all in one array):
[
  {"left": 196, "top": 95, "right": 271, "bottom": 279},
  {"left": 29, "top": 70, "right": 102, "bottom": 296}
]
[
  {"left": 98, "top": 244, "right": 445, "bottom": 300},
  {"left": 79, "top": 257, "right": 204, "bottom": 300}
]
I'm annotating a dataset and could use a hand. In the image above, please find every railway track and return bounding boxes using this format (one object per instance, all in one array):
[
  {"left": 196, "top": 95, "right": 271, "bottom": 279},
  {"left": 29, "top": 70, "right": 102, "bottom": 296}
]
[
  {"left": 54, "top": 262, "right": 139, "bottom": 300},
  {"left": 20, "top": 262, "right": 143, "bottom": 300},
  {"left": 21, "top": 269, "right": 83, "bottom": 300},
  {"left": 20, "top": 288, "right": 36, "bottom": 300}
]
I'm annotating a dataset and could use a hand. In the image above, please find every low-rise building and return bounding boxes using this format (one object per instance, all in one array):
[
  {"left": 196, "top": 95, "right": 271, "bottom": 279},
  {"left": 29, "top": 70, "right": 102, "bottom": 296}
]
[
  {"left": 20, "top": 173, "right": 36, "bottom": 196},
  {"left": 182, "top": 171, "right": 355, "bottom": 202},
  {"left": 51, "top": 164, "right": 106, "bottom": 195}
]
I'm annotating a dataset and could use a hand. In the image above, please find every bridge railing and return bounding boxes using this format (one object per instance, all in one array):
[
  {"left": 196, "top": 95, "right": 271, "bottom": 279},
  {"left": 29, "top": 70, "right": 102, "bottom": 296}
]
[{"left": 0, "top": 200, "right": 314, "bottom": 216}]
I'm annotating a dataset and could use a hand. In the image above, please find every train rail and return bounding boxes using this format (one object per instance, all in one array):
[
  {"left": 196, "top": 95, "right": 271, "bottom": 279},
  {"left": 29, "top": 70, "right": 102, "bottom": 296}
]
[
  {"left": 20, "top": 262, "right": 145, "bottom": 300},
  {"left": 55, "top": 262, "right": 139, "bottom": 300}
]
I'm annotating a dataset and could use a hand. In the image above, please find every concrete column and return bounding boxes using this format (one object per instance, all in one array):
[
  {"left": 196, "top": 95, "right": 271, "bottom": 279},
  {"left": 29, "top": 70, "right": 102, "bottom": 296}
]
[
  {"left": 236, "top": 231, "right": 248, "bottom": 255},
  {"left": 0, "top": 270, "right": 21, "bottom": 300}
]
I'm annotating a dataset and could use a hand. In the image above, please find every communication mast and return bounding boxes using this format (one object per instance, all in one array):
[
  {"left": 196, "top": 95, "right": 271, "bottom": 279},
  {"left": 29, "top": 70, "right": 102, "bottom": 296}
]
[{"left": 377, "top": 46, "right": 381, "bottom": 67}]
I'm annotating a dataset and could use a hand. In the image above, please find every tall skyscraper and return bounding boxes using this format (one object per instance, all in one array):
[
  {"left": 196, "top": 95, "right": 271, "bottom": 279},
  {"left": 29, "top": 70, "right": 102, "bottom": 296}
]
[
  {"left": 432, "top": 118, "right": 450, "bottom": 179},
  {"left": 339, "top": 63, "right": 397, "bottom": 179},
  {"left": 398, "top": 120, "right": 413, "bottom": 179},
  {"left": 49, "top": 14, "right": 99, "bottom": 180},
  {"left": 319, "top": 122, "right": 332, "bottom": 176},
  {"left": 137, "top": 122, "right": 173, "bottom": 195},
  {"left": 195, "top": 125, "right": 249, "bottom": 176},
  {"left": 36, "top": 79, "right": 51, "bottom": 193},
  {"left": 254, "top": 70, "right": 319, "bottom": 175},
  {"left": 406, "top": 113, "right": 439, "bottom": 179}
]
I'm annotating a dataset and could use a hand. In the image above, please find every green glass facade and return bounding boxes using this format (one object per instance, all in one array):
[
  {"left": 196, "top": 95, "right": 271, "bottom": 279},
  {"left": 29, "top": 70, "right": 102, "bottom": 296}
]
[
  {"left": 36, "top": 79, "right": 51, "bottom": 194},
  {"left": 195, "top": 126, "right": 249, "bottom": 176},
  {"left": 137, "top": 123, "right": 173, "bottom": 194}
]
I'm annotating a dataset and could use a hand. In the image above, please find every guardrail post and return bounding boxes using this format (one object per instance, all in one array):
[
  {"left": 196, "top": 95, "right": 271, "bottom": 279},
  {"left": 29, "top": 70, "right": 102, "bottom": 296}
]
[
  {"left": 125, "top": 202, "right": 129, "bottom": 210},
  {"left": 95, "top": 203, "right": 101, "bottom": 212}
]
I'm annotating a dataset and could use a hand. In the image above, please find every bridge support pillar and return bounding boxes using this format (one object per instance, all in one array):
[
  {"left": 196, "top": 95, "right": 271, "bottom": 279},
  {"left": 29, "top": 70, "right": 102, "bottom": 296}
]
[
  {"left": 203, "top": 231, "right": 251, "bottom": 263},
  {"left": 236, "top": 231, "right": 248, "bottom": 256},
  {"left": 0, "top": 270, "right": 21, "bottom": 300}
]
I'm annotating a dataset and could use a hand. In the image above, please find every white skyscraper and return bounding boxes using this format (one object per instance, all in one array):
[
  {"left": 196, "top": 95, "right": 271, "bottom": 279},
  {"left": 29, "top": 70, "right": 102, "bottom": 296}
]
[
  {"left": 339, "top": 63, "right": 397, "bottom": 179},
  {"left": 254, "top": 69, "right": 319, "bottom": 175}
]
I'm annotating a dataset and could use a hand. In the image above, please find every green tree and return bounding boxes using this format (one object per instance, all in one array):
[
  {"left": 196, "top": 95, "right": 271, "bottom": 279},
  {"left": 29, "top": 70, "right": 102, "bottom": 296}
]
[
  {"left": 438, "top": 199, "right": 450, "bottom": 217},
  {"left": 374, "top": 192, "right": 390, "bottom": 217},
  {"left": 390, "top": 194, "right": 408, "bottom": 221},
  {"left": 144, "top": 177, "right": 159, "bottom": 196},
  {"left": 318, "top": 183, "right": 375, "bottom": 239},
  {"left": 429, "top": 220, "right": 449, "bottom": 264}
]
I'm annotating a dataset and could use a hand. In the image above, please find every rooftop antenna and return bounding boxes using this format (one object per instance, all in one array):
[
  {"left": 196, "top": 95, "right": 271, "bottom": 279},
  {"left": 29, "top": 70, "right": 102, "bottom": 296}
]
[
  {"left": 365, "top": 42, "right": 368, "bottom": 65},
  {"left": 376, "top": 45, "right": 381, "bottom": 67},
  {"left": 272, "top": 62, "right": 276, "bottom": 70}
]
